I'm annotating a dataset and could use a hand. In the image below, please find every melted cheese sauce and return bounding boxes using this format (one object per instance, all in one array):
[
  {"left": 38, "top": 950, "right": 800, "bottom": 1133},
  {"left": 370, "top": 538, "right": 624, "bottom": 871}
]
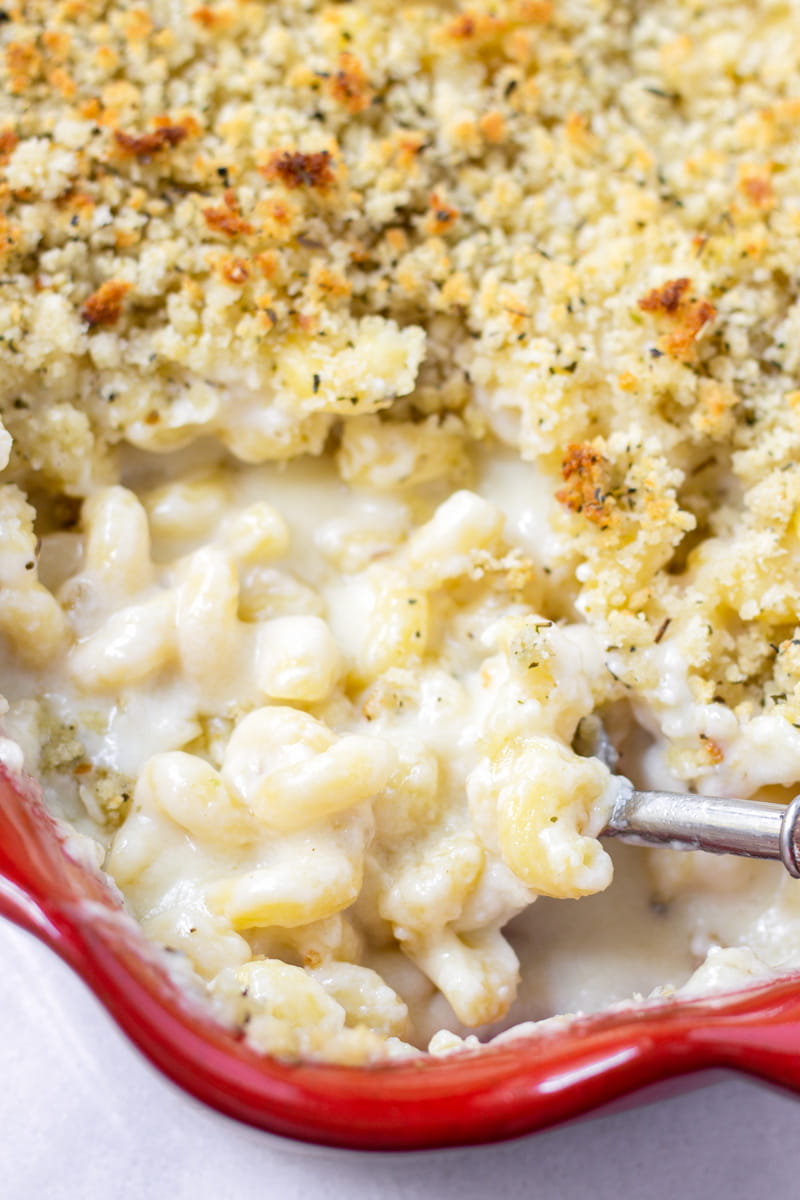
[{"left": 1, "top": 445, "right": 797, "bottom": 1061}]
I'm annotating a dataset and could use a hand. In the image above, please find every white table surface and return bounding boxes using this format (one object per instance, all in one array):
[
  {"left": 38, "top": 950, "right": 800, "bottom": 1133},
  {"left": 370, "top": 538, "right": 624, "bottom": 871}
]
[{"left": 1, "top": 918, "right": 797, "bottom": 1200}]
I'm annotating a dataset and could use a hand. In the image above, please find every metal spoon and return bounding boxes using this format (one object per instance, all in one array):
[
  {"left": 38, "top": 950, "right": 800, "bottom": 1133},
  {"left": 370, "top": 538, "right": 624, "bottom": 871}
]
[
  {"left": 574, "top": 716, "right": 800, "bottom": 878},
  {"left": 603, "top": 781, "right": 800, "bottom": 878}
]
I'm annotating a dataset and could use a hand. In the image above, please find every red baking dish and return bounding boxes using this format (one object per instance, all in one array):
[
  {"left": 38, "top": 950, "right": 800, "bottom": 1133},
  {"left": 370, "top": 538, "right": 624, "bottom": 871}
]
[{"left": 2, "top": 761, "right": 799, "bottom": 1151}]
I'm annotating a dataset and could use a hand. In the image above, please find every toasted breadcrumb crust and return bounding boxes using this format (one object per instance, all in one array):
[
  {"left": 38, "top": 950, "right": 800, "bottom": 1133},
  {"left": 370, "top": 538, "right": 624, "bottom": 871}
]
[
  {"left": 80, "top": 279, "right": 131, "bottom": 326},
  {"left": 4, "top": 0, "right": 800, "bottom": 774}
]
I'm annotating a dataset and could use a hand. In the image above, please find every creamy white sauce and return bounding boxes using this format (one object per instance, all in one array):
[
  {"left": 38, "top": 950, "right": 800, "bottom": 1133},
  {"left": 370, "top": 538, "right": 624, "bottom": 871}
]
[{"left": 1, "top": 444, "right": 797, "bottom": 1062}]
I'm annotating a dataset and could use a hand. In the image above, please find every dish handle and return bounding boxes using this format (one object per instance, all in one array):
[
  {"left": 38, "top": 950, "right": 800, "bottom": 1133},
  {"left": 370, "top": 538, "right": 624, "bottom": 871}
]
[{"left": 682, "top": 980, "right": 800, "bottom": 1094}]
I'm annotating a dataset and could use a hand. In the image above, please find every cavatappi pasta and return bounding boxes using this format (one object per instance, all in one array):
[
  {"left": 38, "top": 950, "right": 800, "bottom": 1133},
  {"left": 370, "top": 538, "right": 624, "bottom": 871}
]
[
  {"left": 4, "top": 0, "right": 800, "bottom": 1061},
  {"left": 1, "top": 450, "right": 622, "bottom": 1058}
]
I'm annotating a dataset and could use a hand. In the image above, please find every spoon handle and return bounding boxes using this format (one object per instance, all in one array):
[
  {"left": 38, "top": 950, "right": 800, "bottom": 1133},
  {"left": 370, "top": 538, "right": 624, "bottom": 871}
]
[{"left": 602, "top": 785, "right": 800, "bottom": 878}]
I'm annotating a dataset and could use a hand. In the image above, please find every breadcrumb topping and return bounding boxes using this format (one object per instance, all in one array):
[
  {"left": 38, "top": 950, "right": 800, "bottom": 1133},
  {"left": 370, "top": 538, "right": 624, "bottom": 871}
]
[
  {"left": 80, "top": 279, "right": 131, "bottom": 327},
  {"left": 3, "top": 0, "right": 800, "bottom": 777}
]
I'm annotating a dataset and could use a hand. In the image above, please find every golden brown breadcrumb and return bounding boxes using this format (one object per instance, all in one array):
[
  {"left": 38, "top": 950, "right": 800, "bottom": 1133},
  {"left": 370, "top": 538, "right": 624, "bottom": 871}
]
[{"left": 2, "top": 0, "right": 800, "bottom": 766}]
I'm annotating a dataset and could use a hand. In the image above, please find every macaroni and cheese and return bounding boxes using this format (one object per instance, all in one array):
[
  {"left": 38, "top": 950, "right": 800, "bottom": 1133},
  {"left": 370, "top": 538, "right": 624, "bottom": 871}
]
[{"left": 3, "top": 0, "right": 800, "bottom": 1061}]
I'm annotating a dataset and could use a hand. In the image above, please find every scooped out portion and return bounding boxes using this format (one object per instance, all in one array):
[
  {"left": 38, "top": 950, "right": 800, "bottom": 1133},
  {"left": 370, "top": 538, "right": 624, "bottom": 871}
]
[{"left": 0, "top": 448, "right": 624, "bottom": 1060}]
